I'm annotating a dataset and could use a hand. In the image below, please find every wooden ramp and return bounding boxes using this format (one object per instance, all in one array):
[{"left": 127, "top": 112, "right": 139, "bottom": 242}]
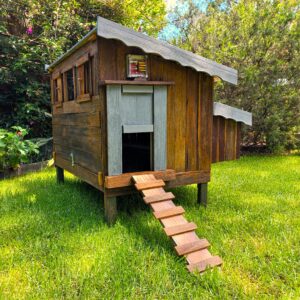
[{"left": 132, "top": 174, "right": 222, "bottom": 273}]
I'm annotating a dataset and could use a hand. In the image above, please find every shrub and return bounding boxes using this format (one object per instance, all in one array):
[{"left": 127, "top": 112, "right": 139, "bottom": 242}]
[{"left": 0, "top": 126, "right": 39, "bottom": 171}]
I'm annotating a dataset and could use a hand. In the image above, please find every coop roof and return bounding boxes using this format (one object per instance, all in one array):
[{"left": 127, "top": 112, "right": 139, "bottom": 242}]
[
  {"left": 213, "top": 102, "right": 252, "bottom": 126},
  {"left": 48, "top": 17, "right": 238, "bottom": 85}
]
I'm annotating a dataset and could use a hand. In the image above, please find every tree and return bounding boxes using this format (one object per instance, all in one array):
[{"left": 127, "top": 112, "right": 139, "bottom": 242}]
[
  {"left": 0, "top": 0, "right": 166, "bottom": 138},
  {"left": 167, "top": 0, "right": 300, "bottom": 152}
]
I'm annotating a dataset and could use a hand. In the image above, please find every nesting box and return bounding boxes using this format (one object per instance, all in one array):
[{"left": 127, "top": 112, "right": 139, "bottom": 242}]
[{"left": 48, "top": 17, "right": 252, "bottom": 223}]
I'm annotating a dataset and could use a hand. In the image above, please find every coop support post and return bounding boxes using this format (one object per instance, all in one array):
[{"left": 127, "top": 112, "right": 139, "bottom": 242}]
[
  {"left": 104, "top": 193, "right": 117, "bottom": 225},
  {"left": 197, "top": 183, "right": 207, "bottom": 206},
  {"left": 56, "top": 166, "right": 64, "bottom": 184}
]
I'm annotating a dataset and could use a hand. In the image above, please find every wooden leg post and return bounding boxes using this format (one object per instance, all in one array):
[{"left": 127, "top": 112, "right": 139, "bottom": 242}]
[
  {"left": 104, "top": 193, "right": 117, "bottom": 225},
  {"left": 197, "top": 183, "right": 207, "bottom": 206},
  {"left": 56, "top": 166, "right": 64, "bottom": 184}
]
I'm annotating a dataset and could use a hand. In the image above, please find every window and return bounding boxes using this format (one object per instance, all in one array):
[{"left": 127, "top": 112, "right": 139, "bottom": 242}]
[
  {"left": 56, "top": 53, "right": 94, "bottom": 105},
  {"left": 83, "top": 61, "right": 89, "bottom": 94},
  {"left": 65, "top": 69, "right": 75, "bottom": 101},
  {"left": 75, "top": 54, "right": 93, "bottom": 101},
  {"left": 53, "top": 79, "right": 58, "bottom": 102},
  {"left": 52, "top": 74, "right": 63, "bottom": 105}
]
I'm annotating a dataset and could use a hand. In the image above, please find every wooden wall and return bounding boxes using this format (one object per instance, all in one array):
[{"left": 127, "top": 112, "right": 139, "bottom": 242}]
[
  {"left": 98, "top": 38, "right": 214, "bottom": 174},
  {"left": 51, "top": 36, "right": 105, "bottom": 189},
  {"left": 50, "top": 36, "right": 215, "bottom": 192},
  {"left": 212, "top": 116, "right": 241, "bottom": 163}
]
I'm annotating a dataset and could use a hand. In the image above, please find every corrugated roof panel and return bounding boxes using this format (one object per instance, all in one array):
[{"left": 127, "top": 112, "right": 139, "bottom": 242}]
[
  {"left": 48, "top": 17, "right": 238, "bottom": 85},
  {"left": 97, "top": 16, "right": 238, "bottom": 85},
  {"left": 213, "top": 102, "right": 252, "bottom": 125}
]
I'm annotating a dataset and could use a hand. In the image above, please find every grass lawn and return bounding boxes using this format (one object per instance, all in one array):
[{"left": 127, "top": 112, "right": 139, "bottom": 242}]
[{"left": 0, "top": 155, "right": 299, "bottom": 299}]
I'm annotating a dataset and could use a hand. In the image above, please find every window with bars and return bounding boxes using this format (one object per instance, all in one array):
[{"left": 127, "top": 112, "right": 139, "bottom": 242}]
[
  {"left": 65, "top": 69, "right": 75, "bottom": 101},
  {"left": 52, "top": 74, "right": 63, "bottom": 105},
  {"left": 52, "top": 53, "right": 94, "bottom": 105},
  {"left": 75, "top": 54, "right": 93, "bottom": 102}
]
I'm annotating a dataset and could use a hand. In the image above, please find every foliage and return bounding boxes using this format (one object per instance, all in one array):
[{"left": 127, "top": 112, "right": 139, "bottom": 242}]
[
  {"left": 167, "top": 0, "right": 300, "bottom": 152},
  {"left": 0, "top": 156, "right": 299, "bottom": 298},
  {"left": 0, "top": 0, "right": 166, "bottom": 138},
  {"left": 0, "top": 126, "right": 39, "bottom": 170}
]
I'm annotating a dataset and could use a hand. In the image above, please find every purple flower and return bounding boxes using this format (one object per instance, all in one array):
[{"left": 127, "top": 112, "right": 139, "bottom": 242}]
[{"left": 26, "top": 26, "right": 33, "bottom": 35}]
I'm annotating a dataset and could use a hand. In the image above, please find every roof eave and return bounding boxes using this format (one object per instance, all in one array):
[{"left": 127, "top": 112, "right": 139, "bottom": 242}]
[
  {"left": 47, "top": 17, "right": 238, "bottom": 86},
  {"left": 96, "top": 16, "right": 238, "bottom": 85},
  {"left": 213, "top": 102, "right": 252, "bottom": 126},
  {"left": 47, "top": 27, "right": 97, "bottom": 72}
]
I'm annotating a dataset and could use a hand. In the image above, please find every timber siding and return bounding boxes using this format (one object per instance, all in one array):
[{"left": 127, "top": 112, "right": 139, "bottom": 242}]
[
  {"left": 48, "top": 17, "right": 251, "bottom": 196},
  {"left": 212, "top": 116, "right": 241, "bottom": 162},
  {"left": 98, "top": 38, "right": 213, "bottom": 173}
]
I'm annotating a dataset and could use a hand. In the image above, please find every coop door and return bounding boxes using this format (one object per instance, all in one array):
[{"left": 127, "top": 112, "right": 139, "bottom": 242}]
[
  {"left": 106, "top": 85, "right": 167, "bottom": 176},
  {"left": 122, "top": 132, "right": 152, "bottom": 173}
]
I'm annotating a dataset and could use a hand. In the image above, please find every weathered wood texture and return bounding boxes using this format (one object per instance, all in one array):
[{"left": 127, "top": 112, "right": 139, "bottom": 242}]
[
  {"left": 50, "top": 36, "right": 215, "bottom": 194},
  {"left": 98, "top": 37, "right": 214, "bottom": 174},
  {"left": 55, "top": 156, "right": 101, "bottom": 190},
  {"left": 212, "top": 116, "right": 242, "bottom": 163},
  {"left": 52, "top": 111, "right": 102, "bottom": 174},
  {"left": 50, "top": 38, "right": 105, "bottom": 189},
  {"left": 100, "top": 80, "right": 175, "bottom": 86},
  {"left": 105, "top": 169, "right": 176, "bottom": 189},
  {"left": 106, "top": 84, "right": 167, "bottom": 175}
]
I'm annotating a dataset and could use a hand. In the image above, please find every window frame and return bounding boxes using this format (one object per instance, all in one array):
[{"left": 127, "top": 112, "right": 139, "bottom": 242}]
[
  {"left": 52, "top": 72, "right": 63, "bottom": 107},
  {"left": 62, "top": 67, "right": 76, "bottom": 102},
  {"left": 52, "top": 52, "right": 94, "bottom": 107},
  {"left": 75, "top": 53, "right": 93, "bottom": 102}
]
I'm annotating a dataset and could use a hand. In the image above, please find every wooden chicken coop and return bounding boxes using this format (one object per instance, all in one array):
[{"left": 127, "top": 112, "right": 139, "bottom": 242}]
[{"left": 48, "top": 17, "right": 252, "bottom": 273}]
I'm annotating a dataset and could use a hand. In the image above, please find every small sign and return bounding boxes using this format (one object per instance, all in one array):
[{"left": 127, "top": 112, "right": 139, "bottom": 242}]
[{"left": 127, "top": 55, "right": 148, "bottom": 79}]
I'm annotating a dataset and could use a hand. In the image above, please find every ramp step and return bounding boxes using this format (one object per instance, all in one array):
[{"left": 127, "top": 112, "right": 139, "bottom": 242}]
[
  {"left": 153, "top": 206, "right": 185, "bottom": 219},
  {"left": 175, "top": 239, "right": 210, "bottom": 256},
  {"left": 135, "top": 179, "right": 165, "bottom": 191},
  {"left": 187, "top": 256, "right": 223, "bottom": 273},
  {"left": 164, "top": 222, "right": 197, "bottom": 236},
  {"left": 132, "top": 173, "right": 222, "bottom": 274},
  {"left": 144, "top": 192, "right": 175, "bottom": 204}
]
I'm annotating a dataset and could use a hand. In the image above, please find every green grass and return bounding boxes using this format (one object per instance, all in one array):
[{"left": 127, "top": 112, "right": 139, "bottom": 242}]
[{"left": 0, "top": 156, "right": 299, "bottom": 299}]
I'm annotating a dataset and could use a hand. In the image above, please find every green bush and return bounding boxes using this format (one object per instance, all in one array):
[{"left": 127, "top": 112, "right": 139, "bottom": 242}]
[
  {"left": 166, "top": 0, "right": 300, "bottom": 153},
  {"left": 0, "top": 0, "right": 166, "bottom": 139},
  {"left": 0, "top": 126, "right": 39, "bottom": 171}
]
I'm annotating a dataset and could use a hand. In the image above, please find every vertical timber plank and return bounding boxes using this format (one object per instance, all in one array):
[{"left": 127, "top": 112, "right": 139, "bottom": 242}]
[
  {"left": 215, "top": 117, "right": 220, "bottom": 162},
  {"left": 106, "top": 85, "right": 122, "bottom": 175},
  {"left": 219, "top": 117, "right": 225, "bottom": 161},
  {"left": 185, "top": 69, "right": 198, "bottom": 171},
  {"left": 233, "top": 120, "right": 237, "bottom": 159},
  {"left": 154, "top": 86, "right": 167, "bottom": 170},
  {"left": 236, "top": 123, "right": 241, "bottom": 159},
  {"left": 212, "top": 117, "right": 218, "bottom": 163},
  {"left": 225, "top": 119, "right": 235, "bottom": 160},
  {"left": 165, "top": 63, "right": 176, "bottom": 170},
  {"left": 174, "top": 66, "right": 186, "bottom": 172},
  {"left": 198, "top": 73, "right": 213, "bottom": 171}
]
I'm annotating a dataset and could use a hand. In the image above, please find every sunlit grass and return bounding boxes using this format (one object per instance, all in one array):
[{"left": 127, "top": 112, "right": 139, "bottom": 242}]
[{"left": 0, "top": 155, "right": 299, "bottom": 299}]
